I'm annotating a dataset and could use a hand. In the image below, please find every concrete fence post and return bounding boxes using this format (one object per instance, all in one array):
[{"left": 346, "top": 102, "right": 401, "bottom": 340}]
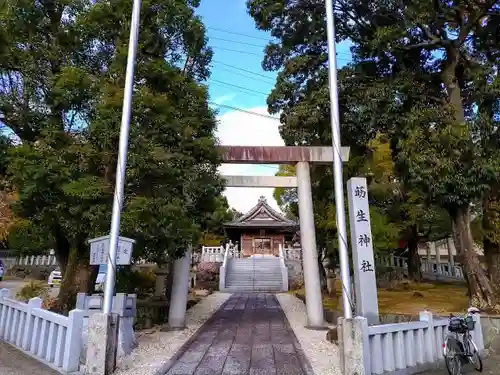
[
  {"left": 419, "top": 311, "right": 436, "bottom": 362},
  {"left": 63, "top": 309, "right": 84, "bottom": 372},
  {"left": 472, "top": 314, "right": 485, "bottom": 351},
  {"left": 339, "top": 316, "right": 369, "bottom": 375}
]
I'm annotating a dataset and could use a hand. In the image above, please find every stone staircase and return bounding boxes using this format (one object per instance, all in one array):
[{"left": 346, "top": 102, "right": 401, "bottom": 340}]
[{"left": 223, "top": 256, "right": 287, "bottom": 292}]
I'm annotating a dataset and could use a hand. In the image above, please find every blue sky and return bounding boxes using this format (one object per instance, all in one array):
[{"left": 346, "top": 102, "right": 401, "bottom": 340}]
[
  {"left": 197, "top": 0, "right": 352, "bottom": 113},
  {"left": 196, "top": 0, "right": 353, "bottom": 213}
]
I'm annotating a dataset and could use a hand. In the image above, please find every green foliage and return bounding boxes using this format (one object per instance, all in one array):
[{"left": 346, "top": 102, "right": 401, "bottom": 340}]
[
  {"left": 116, "top": 268, "right": 156, "bottom": 299},
  {"left": 1, "top": 0, "right": 224, "bottom": 306},
  {"left": 8, "top": 219, "right": 53, "bottom": 255},
  {"left": 16, "top": 280, "right": 49, "bottom": 302},
  {"left": 249, "top": 0, "right": 500, "bottom": 302},
  {"left": 273, "top": 164, "right": 297, "bottom": 218}
]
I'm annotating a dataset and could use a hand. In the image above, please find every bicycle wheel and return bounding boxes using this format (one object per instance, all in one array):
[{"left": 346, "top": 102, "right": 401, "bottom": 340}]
[
  {"left": 444, "top": 338, "right": 462, "bottom": 375},
  {"left": 465, "top": 337, "right": 483, "bottom": 372}
]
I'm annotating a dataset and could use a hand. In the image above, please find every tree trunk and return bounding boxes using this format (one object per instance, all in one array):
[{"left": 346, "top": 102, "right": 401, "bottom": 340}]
[
  {"left": 483, "top": 239, "right": 500, "bottom": 285},
  {"left": 56, "top": 241, "right": 92, "bottom": 314},
  {"left": 86, "top": 265, "right": 99, "bottom": 293},
  {"left": 453, "top": 206, "right": 495, "bottom": 309},
  {"left": 407, "top": 237, "right": 422, "bottom": 282},
  {"left": 482, "top": 186, "right": 500, "bottom": 287},
  {"left": 164, "top": 259, "right": 175, "bottom": 301},
  {"left": 318, "top": 257, "right": 327, "bottom": 291}
]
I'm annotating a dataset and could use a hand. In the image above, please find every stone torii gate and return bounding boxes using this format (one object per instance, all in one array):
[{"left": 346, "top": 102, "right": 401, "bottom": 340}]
[{"left": 219, "top": 145, "right": 350, "bottom": 328}]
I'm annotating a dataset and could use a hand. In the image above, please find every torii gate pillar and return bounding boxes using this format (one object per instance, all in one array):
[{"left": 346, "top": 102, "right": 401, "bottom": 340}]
[
  {"left": 220, "top": 146, "right": 350, "bottom": 329},
  {"left": 296, "top": 161, "right": 324, "bottom": 327}
]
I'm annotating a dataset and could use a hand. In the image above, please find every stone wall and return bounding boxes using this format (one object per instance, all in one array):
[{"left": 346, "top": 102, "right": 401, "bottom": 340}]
[
  {"left": 6, "top": 265, "right": 58, "bottom": 280},
  {"left": 480, "top": 315, "right": 500, "bottom": 352},
  {"left": 285, "top": 259, "right": 303, "bottom": 287}
]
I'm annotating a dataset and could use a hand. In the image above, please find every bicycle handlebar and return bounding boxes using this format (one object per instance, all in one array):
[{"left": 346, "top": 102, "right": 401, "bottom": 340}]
[{"left": 449, "top": 307, "right": 480, "bottom": 320}]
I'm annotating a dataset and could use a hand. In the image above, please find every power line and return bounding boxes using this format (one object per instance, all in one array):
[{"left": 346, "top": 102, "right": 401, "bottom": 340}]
[
  {"left": 212, "top": 45, "right": 352, "bottom": 61},
  {"left": 210, "top": 36, "right": 268, "bottom": 49},
  {"left": 207, "top": 26, "right": 352, "bottom": 58},
  {"left": 212, "top": 65, "right": 275, "bottom": 84},
  {"left": 210, "top": 82, "right": 264, "bottom": 98},
  {"left": 212, "top": 45, "right": 264, "bottom": 57},
  {"left": 215, "top": 66, "right": 275, "bottom": 84},
  {"left": 210, "top": 35, "right": 352, "bottom": 59},
  {"left": 207, "top": 26, "right": 273, "bottom": 41},
  {"left": 210, "top": 79, "right": 270, "bottom": 96},
  {"left": 212, "top": 60, "right": 275, "bottom": 81},
  {"left": 209, "top": 102, "right": 279, "bottom": 121}
]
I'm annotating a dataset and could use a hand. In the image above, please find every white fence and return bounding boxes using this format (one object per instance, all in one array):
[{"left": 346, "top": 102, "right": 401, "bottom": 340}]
[
  {"left": 283, "top": 248, "right": 301, "bottom": 261},
  {"left": 15, "top": 255, "right": 58, "bottom": 266},
  {"left": 377, "top": 254, "right": 465, "bottom": 280},
  {"left": 200, "top": 246, "right": 225, "bottom": 262},
  {"left": 363, "top": 311, "right": 484, "bottom": 374},
  {"left": 0, "top": 289, "right": 83, "bottom": 373},
  {"left": 201, "top": 245, "right": 302, "bottom": 262}
]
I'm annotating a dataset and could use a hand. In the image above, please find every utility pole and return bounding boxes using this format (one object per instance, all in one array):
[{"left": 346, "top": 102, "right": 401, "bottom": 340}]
[
  {"left": 324, "top": 0, "right": 353, "bottom": 319},
  {"left": 102, "top": 0, "right": 142, "bottom": 314}
]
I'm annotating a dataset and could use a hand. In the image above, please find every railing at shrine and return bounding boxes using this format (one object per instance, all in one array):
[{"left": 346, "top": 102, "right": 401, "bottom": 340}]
[
  {"left": 283, "top": 248, "right": 302, "bottom": 261},
  {"left": 363, "top": 311, "right": 483, "bottom": 374},
  {"left": 200, "top": 246, "right": 224, "bottom": 262},
  {"left": 376, "top": 254, "right": 465, "bottom": 280}
]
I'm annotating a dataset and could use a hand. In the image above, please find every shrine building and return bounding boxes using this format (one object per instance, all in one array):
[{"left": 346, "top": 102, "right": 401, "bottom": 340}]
[{"left": 223, "top": 196, "right": 299, "bottom": 257}]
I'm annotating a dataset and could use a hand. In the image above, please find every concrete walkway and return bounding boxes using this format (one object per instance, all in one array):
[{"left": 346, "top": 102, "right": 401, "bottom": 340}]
[
  {"left": 163, "top": 293, "right": 314, "bottom": 375},
  {"left": 0, "top": 340, "right": 59, "bottom": 375}
]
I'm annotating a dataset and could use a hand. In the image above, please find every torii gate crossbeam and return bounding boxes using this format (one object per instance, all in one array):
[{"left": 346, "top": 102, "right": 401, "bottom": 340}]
[{"left": 220, "top": 145, "right": 350, "bottom": 328}]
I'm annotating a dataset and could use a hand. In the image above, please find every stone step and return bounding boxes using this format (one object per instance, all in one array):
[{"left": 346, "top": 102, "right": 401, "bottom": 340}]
[
  {"left": 229, "top": 263, "right": 281, "bottom": 267},
  {"left": 230, "top": 266, "right": 281, "bottom": 269},
  {"left": 230, "top": 259, "right": 281, "bottom": 262},
  {"left": 226, "top": 283, "right": 283, "bottom": 288},
  {"left": 226, "top": 268, "right": 281, "bottom": 275},
  {"left": 227, "top": 271, "right": 281, "bottom": 275},
  {"left": 223, "top": 286, "right": 284, "bottom": 292},
  {"left": 226, "top": 275, "right": 282, "bottom": 280},
  {"left": 226, "top": 274, "right": 283, "bottom": 278},
  {"left": 224, "top": 283, "right": 283, "bottom": 287},
  {"left": 226, "top": 279, "right": 283, "bottom": 284},
  {"left": 229, "top": 259, "right": 281, "bottom": 263}
]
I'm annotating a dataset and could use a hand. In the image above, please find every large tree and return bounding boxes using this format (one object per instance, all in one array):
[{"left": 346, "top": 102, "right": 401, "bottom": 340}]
[
  {"left": 247, "top": 0, "right": 500, "bottom": 306},
  {"left": 338, "top": 0, "right": 500, "bottom": 307},
  {"left": 1, "top": 0, "right": 223, "bottom": 311}
]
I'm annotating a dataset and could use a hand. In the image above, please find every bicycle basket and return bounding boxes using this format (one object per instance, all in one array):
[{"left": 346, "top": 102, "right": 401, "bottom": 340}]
[
  {"left": 465, "top": 315, "right": 475, "bottom": 331},
  {"left": 448, "top": 317, "right": 467, "bottom": 333}
]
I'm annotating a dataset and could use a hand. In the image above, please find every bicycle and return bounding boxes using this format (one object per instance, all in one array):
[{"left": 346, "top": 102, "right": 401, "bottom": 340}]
[{"left": 442, "top": 307, "right": 483, "bottom": 375}]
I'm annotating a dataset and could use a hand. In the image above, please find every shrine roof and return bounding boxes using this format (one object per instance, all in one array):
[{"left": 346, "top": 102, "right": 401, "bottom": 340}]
[{"left": 224, "top": 196, "right": 298, "bottom": 228}]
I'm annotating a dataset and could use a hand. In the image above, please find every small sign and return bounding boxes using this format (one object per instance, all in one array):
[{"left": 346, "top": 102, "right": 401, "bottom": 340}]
[
  {"left": 88, "top": 235, "right": 136, "bottom": 265},
  {"left": 347, "top": 177, "right": 379, "bottom": 325}
]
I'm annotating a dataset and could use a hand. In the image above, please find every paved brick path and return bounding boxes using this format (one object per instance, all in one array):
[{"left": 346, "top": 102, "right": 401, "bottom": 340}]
[
  {"left": 0, "top": 340, "right": 59, "bottom": 375},
  {"left": 165, "top": 293, "right": 314, "bottom": 375}
]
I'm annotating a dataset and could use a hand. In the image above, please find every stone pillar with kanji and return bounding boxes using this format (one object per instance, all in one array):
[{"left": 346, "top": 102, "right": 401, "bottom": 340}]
[{"left": 347, "top": 177, "right": 380, "bottom": 325}]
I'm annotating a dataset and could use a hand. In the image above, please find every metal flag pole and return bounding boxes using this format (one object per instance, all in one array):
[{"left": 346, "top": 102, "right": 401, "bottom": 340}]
[
  {"left": 324, "top": 0, "right": 353, "bottom": 319},
  {"left": 102, "top": 0, "right": 142, "bottom": 314}
]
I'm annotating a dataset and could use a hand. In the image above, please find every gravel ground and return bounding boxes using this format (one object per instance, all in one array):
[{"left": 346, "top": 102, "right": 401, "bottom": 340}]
[
  {"left": 276, "top": 293, "right": 341, "bottom": 375},
  {"left": 0, "top": 341, "right": 59, "bottom": 375},
  {"left": 113, "top": 292, "right": 232, "bottom": 375}
]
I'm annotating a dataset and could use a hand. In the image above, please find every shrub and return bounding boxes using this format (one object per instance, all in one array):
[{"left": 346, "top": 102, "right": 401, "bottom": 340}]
[
  {"left": 289, "top": 275, "right": 304, "bottom": 291},
  {"left": 16, "top": 280, "right": 49, "bottom": 302},
  {"left": 116, "top": 268, "right": 156, "bottom": 299},
  {"left": 195, "top": 262, "right": 220, "bottom": 291},
  {"left": 42, "top": 296, "right": 59, "bottom": 310},
  {"left": 196, "top": 262, "right": 220, "bottom": 282}
]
